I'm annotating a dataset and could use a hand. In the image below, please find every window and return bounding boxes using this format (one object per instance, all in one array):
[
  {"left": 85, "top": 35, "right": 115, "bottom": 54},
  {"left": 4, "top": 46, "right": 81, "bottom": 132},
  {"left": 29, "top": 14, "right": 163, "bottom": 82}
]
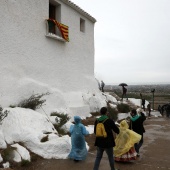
[
  {"left": 49, "top": 3, "right": 56, "bottom": 34},
  {"left": 48, "top": 3, "right": 61, "bottom": 36},
  {"left": 80, "top": 18, "right": 85, "bottom": 32},
  {"left": 46, "top": 2, "right": 69, "bottom": 42}
]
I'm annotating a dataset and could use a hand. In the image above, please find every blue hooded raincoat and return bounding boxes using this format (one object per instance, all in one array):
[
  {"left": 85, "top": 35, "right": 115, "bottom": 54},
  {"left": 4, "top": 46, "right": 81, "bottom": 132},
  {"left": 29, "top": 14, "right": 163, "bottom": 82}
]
[{"left": 68, "top": 116, "right": 89, "bottom": 160}]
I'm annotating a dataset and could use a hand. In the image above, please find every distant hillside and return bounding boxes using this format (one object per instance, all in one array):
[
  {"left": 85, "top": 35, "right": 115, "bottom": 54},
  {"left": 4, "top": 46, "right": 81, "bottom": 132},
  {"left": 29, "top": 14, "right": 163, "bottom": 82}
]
[
  {"left": 106, "top": 84, "right": 170, "bottom": 94},
  {"left": 105, "top": 84, "right": 170, "bottom": 110}
]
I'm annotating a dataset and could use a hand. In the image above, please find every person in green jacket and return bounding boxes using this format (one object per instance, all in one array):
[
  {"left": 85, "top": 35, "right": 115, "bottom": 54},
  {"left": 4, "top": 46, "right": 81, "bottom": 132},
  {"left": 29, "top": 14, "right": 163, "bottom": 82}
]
[
  {"left": 93, "top": 107, "right": 120, "bottom": 170},
  {"left": 129, "top": 109, "right": 146, "bottom": 157}
]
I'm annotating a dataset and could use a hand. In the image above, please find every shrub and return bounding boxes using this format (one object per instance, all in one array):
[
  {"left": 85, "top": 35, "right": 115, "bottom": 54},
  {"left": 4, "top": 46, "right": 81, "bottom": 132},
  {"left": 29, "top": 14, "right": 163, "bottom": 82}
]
[
  {"left": 50, "top": 112, "right": 58, "bottom": 116},
  {"left": 51, "top": 112, "right": 70, "bottom": 126},
  {"left": 53, "top": 126, "right": 67, "bottom": 136},
  {"left": 117, "top": 103, "right": 130, "bottom": 113},
  {"left": 0, "top": 106, "right": 3, "bottom": 112},
  {"left": 20, "top": 159, "right": 30, "bottom": 167},
  {"left": 9, "top": 105, "right": 16, "bottom": 108},
  {"left": 1, "top": 145, "right": 16, "bottom": 162},
  {"left": 17, "top": 92, "right": 49, "bottom": 110},
  {"left": 51, "top": 112, "right": 70, "bottom": 135},
  {"left": 107, "top": 103, "right": 118, "bottom": 121},
  {"left": 0, "top": 106, "right": 9, "bottom": 123}
]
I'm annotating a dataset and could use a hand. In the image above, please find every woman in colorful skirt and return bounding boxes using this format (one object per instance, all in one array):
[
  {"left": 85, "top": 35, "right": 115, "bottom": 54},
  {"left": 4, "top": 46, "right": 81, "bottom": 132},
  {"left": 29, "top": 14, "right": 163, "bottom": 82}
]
[{"left": 114, "top": 120, "right": 141, "bottom": 162}]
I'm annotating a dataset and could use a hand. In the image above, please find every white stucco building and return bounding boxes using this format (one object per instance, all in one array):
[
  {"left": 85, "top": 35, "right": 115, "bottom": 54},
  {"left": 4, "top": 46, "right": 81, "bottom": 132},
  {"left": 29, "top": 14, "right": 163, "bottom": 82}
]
[{"left": 0, "top": 0, "right": 106, "bottom": 116}]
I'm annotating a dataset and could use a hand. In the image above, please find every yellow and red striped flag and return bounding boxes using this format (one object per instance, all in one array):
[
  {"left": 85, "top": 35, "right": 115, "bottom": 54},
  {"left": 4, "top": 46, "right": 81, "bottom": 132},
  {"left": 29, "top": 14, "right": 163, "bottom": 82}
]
[{"left": 48, "top": 19, "right": 69, "bottom": 42}]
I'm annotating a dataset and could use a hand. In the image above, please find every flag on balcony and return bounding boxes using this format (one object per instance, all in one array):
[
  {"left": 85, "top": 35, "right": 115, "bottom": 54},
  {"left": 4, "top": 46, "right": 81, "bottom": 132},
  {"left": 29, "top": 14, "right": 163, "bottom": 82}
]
[{"left": 47, "top": 19, "right": 69, "bottom": 42}]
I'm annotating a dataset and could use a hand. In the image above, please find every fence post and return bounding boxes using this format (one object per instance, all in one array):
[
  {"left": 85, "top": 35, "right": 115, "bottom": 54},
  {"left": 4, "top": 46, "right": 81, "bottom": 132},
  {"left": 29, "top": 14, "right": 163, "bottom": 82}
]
[{"left": 151, "top": 89, "right": 155, "bottom": 110}]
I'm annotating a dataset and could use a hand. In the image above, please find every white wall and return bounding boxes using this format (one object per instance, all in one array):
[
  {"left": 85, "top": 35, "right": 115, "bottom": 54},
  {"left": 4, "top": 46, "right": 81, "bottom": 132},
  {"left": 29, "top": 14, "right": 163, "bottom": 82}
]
[{"left": 0, "top": 0, "right": 100, "bottom": 114}]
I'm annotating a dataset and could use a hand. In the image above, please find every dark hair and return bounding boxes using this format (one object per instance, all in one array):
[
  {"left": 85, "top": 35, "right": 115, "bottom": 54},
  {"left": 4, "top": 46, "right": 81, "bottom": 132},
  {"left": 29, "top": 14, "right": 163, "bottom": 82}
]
[
  {"left": 131, "top": 109, "right": 137, "bottom": 115},
  {"left": 100, "top": 107, "right": 107, "bottom": 115}
]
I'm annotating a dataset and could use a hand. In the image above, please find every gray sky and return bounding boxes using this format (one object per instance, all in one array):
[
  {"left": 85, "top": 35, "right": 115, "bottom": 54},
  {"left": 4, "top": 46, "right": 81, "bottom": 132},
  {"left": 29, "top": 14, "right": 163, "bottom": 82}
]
[{"left": 71, "top": 0, "right": 170, "bottom": 85}]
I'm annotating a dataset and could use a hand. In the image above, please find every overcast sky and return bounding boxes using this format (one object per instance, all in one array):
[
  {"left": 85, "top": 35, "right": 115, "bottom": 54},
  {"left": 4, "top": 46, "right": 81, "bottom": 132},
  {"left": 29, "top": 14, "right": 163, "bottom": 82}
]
[{"left": 71, "top": 0, "right": 170, "bottom": 85}]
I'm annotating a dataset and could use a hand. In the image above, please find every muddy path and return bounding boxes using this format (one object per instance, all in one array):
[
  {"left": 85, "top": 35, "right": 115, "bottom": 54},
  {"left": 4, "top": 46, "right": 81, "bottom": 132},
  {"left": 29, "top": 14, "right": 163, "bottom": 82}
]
[{"left": 10, "top": 116, "right": 170, "bottom": 170}]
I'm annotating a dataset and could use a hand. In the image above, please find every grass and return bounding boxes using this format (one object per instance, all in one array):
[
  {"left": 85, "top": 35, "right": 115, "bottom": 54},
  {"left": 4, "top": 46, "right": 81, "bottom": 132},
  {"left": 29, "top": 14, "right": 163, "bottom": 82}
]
[{"left": 163, "top": 96, "right": 170, "bottom": 99}]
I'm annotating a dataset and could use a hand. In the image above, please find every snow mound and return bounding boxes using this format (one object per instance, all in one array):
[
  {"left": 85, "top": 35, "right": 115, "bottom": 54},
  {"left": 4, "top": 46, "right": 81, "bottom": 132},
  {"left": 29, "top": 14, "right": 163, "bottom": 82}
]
[{"left": 0, "top": 108, "right": 71, "bottom": 159}]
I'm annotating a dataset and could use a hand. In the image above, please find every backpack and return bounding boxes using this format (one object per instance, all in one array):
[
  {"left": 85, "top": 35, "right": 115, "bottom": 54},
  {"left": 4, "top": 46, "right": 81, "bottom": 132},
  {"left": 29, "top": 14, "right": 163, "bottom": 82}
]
[{"left": 95, "top": 119, "right": 108, "bottom": 138}]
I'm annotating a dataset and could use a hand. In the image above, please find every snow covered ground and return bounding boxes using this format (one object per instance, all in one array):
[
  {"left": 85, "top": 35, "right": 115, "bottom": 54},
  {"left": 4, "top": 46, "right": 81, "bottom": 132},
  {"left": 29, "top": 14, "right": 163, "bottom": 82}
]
[
  {"left": 0, "top": 92, "right": 115, "bottom": 167},
  {"left": 0, "top": 94, "right": 160, "bottom": 168}
]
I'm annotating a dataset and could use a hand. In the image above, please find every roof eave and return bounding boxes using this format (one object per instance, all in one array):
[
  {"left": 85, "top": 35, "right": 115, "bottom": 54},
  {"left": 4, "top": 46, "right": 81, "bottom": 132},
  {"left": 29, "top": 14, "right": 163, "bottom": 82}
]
[{"left": 60, "top": 0, "right": 97, "bottom": 23}]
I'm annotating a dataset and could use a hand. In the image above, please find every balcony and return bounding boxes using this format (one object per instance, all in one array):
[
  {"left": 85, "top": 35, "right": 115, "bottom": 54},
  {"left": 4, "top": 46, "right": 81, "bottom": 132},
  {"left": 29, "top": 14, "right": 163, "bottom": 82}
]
[{"left": 46, "top": 19, "right": 69, "bottom": 42}]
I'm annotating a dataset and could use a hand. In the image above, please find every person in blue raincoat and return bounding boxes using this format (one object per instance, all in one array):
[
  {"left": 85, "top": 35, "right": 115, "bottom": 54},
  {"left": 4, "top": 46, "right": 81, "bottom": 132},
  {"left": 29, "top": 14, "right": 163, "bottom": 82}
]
[{"left": 68, "top": 116, "right": 89, "bottom": 162}]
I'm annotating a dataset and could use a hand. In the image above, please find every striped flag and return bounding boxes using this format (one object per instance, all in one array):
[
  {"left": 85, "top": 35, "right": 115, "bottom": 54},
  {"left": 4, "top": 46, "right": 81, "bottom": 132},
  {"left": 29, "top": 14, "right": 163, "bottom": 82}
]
[{"left": 47, "top": 19, "right": 69, "bottom": 42}]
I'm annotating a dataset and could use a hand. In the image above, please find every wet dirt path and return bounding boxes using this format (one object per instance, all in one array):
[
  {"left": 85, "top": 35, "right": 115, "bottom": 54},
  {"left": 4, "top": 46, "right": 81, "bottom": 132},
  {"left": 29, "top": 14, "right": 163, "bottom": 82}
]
[{"left": 14, "top": 117, "right": 170, "bottom": 170}]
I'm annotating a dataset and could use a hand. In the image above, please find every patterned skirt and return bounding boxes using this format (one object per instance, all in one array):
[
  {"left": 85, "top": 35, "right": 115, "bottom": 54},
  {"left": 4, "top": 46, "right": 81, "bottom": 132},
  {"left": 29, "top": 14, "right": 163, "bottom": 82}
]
[{"left": 115, "top": 147, "right": 137, "bottom": 162}]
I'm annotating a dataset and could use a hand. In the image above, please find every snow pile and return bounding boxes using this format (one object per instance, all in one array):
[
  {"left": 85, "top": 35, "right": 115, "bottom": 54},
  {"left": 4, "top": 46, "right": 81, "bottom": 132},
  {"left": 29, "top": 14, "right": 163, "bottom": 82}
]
[
  {"left": 82, "top": 92, "right": 108, "bottom": 112},
  {"left": 0, "top": 90, "right": 118, "bottom": 164},
  {"left": 11, "top": 143, "right": 30, "bottom": 162},
  {"left": 0, "top": 107, "right": 71, "bottom": 160},
  {"left": 0, "top": 91, "right": 151, "bottom": 169}
]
